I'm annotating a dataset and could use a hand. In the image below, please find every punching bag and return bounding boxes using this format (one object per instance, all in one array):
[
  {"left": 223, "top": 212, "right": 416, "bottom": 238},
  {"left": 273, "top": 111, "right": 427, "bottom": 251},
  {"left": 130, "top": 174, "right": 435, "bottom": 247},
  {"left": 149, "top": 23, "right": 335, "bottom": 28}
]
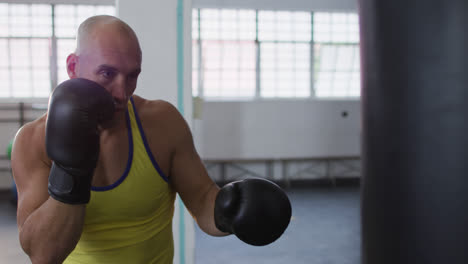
[{"left": 360, "top": 1, "right": 468, "bottom": 263}]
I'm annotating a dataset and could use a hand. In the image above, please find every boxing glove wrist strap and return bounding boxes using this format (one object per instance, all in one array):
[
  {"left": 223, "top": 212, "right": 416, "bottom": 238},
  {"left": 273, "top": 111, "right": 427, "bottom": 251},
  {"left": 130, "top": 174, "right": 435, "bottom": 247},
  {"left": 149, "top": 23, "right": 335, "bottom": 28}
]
[
  {"left": 214, "top": 183, "right": 239, "bottom": 234},
  {"left": 48, "top": 162, "right": 93, "bottom": 204}
]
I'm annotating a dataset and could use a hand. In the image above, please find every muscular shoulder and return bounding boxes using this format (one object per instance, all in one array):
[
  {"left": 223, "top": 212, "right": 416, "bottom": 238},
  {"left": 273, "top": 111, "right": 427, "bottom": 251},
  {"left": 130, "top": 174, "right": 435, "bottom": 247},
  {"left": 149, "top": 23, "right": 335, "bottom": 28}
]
[
  {"left": 132, "top": 95, "right": 186, "bottom": 129},
  {"left": 12, "top": 114, "right": 51, "bottom": 170},
  {"left": 132, "top": 94, "right": 178, "bottom": 114},
  {"left": 131, "top": 95, "right": 192, "bottom": 150}
]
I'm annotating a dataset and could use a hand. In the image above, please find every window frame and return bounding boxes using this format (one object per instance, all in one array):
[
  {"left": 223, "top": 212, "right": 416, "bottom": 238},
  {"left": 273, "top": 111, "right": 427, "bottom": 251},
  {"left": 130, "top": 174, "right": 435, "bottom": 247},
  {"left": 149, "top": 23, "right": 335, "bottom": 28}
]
[
  {"left": 0, "top": 2, "right": 115, "bottom": 100},
  {"left": 193, "top": 8, "right": 361, "bottom": 101}
]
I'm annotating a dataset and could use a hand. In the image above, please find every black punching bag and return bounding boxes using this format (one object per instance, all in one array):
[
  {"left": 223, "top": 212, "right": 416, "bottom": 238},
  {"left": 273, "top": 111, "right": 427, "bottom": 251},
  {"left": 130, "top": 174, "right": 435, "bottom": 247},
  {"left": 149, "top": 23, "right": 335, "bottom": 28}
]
[{"left": 359, "top": 1, "right": 468, "bottom": 264}]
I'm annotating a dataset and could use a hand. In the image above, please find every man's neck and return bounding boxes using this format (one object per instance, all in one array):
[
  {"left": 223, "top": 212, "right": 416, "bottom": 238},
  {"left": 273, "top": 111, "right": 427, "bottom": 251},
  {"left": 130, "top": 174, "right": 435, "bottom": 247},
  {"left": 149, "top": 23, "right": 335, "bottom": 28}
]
[{"left": 99, "top": 110, "right": 127, "bottom": 137}]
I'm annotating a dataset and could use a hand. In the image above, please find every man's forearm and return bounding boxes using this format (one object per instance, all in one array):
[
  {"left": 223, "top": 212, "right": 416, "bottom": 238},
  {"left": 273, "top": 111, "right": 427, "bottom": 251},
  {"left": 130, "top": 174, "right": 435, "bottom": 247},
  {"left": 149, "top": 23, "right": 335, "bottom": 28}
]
[
  {"left": 196, "top": 183, "right": 229, "bottom": 237},
  {"left": 19, "top": 197, "right": 86, "bottom": 264}
]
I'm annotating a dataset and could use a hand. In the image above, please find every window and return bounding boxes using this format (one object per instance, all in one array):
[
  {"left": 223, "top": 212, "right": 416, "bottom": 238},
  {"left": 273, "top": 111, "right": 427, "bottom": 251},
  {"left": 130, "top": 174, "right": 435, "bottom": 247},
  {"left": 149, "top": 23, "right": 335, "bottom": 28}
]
[
  {"left": 55, "top": 4, "right": 115, "bottom": 84},
  {"left": 258, "top": 11, "right": 311, "bottom": 98},
  {"left": 0, "top": 4, "right": 52, "bottom": 98},
  {"left": 193, "top": 8, "right": 360, "bottom": 99},
  {"left": 197, "top": 9, "right": 256, "bottom": 98},
  {"left": 313, "top": 13, "right": 360, "bottom": 98},
  {"left": 0, "top": 3, "right": 115, "bottom": 98}
]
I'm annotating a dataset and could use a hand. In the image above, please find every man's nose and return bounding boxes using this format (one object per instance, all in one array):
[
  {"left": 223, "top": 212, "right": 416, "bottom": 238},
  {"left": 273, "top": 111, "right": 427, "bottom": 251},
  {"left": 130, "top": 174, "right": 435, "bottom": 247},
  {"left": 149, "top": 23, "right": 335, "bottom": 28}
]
[{"left": 110, "top": 79, "right": 128, "bottom": 104}]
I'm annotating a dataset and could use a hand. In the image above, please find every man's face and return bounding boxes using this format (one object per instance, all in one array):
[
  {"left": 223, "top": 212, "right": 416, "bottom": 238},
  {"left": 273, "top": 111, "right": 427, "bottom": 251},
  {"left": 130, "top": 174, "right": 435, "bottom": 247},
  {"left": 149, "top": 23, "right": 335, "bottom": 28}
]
[{"left": 67, "top": 29, "right": 142, "bottom": 114}]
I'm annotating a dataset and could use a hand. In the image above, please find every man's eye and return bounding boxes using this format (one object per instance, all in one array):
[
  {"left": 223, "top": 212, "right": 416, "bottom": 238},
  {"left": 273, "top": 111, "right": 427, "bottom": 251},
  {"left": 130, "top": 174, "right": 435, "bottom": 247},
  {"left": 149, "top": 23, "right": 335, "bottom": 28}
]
[{"left": 102, "top": 71, "right": 115, "bottom": 78}]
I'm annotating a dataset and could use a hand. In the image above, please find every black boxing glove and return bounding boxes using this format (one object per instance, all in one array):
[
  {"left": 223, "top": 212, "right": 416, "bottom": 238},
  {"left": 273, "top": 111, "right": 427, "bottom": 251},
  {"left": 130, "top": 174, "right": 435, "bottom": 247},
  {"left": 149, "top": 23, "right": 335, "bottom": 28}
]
[
  {"left": 214, "top": 178, "right": 292, "bottom": 246},
  {"left": 46, "top": 78, "right": 114, "bottom": 204}
]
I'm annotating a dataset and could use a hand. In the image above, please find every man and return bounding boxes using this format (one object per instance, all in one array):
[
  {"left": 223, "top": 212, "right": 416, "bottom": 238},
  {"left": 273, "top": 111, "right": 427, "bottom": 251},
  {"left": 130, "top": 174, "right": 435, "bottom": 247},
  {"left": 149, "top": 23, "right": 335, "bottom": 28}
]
[{"left": 11, "top": 15, "right": 291, "bottom": 264}]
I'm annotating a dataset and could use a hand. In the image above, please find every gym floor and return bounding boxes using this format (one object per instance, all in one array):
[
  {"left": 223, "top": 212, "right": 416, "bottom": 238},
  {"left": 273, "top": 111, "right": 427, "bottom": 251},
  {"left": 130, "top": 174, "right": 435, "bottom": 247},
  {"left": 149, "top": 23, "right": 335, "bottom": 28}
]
[{"left": 0, "top": 183, "right": 361, "bottom": 264}]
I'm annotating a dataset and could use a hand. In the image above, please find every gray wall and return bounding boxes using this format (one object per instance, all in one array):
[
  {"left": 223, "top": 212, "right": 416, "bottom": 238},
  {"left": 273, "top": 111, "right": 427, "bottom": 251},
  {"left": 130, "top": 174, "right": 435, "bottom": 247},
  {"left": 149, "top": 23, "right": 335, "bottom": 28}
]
[{"left": 194, "top": 100, "right": 361, "bottom": 160}]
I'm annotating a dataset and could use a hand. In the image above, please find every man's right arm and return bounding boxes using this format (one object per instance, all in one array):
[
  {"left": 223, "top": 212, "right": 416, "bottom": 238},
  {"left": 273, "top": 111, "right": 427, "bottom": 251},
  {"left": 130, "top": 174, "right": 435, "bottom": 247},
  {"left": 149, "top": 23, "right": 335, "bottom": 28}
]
[
  {"left": 12, "top": 121, "right": 86, "bottom": 264},
  {"left": 13, "top": 78, "right": 115, "bottom": 264}
]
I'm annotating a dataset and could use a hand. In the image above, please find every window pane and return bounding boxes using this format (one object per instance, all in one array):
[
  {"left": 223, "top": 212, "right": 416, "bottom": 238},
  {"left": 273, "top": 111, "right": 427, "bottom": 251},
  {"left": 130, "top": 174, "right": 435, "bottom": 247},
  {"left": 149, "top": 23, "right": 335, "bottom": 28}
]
[
  {"left": 260, "top": 43, "right": 310, "bottom": 98},
  {"left": 31, "top": 39, "right": 50, "bottom": 68},
  {"left": 204, "top": 70, "right": 255, "bottom": 98},
  {"left": 31, "top": 5, "right": 52, "bottom": 37},
  {"left": 314, "top": 44, "right": 360, "bottom": 98},
  {"left": 258, "top": 11, "right": 311, "bottom": 42},
  {"left": 192, "top": 40, "right": 199, "bottom": 96},
  {"left": 203, "top": 41, "right": 257, "bottom": 70},
  {"left": 10, "top": 39, "right": 32, "bottom": 97},
  {"left": 11, "top": 69, "right": 31, "bottom": 97},
  {"left": 313, "top": 12, "right": 360, "bottom": 98},
  {"left": 32, "top": 69, "right": 50, "bottom": 97},
  {"left": 77, "top": 5, "right": 96, "bottom": 23},
  {"left": 55, "top": 5, "right": 116, "bottom": 38},
  {"left": 258, "top": 10, "right": 311, "bottom": 98},
  {"left": 0, "top": 3, "right": 115, "bottom": 98},
  {"left": 94, "top": 6, "right": 115, "bottom": 16},
  {"left": 192, "top": 9, "right": 199, "bottom": 39},
  {"left": 31, "top": 39, "right": 51, "bottom": 96},
  {"left": 203, "top": 41, "right": 221, "bottom": 70},
  {"left": 10, "top": 4, "right": 32, "bottom": 37},
  {"left": 349, "top": 72, "right": 360, "bottom": 96},
  {"left": 202, "top": 40, "right": 256, "bottom": 98},
  {"left": 0, "top": 69, "right": 10, "bottom": 97},
  {"left": 55, "top": 4, "right": 116, "bottom": 85},
  {"left": 314, "top": 13, "right": 359, "bottom": 43},
  {"left": 9, "top": 39, "right": 51, "bottom": 98},
  {"left": 198, "top": 8, "right": 257, "bottom": 98},
  {"left": 6, "top": 4, "right": 52, "bottom": 37},
  {"left": 10, "top": 39, "right": 31, "bottom": 69},
  {"left": 201, "top": 9, "right": 255, "bottom": 40},
  {"left": 0, "top": 4, "right": 8, "bottom": 37},
  {"left": 195, "top": 8, "right": 360, "bottom": 99},
  {"left": 57, "top": 39, "right": 76, "bottom": 84},
  {"left": 55, "top": 5, "right": 76, "bottom": 37},
  {"left": 0, "top": 38, "right": 9, "bottom": 96},
  {"left": 0, "top": 40, "right": 8, "bottom": 68}
]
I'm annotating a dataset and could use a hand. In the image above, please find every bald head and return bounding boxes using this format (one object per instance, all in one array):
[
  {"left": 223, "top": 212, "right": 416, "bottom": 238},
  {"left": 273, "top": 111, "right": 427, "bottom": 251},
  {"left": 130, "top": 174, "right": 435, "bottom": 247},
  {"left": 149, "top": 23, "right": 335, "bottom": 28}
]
[
  {"left": 76, "top": 15, "right": 141, "bottom": 60},
  {"left": 66, "top": 15, "right": 142, "bottom": 108}
]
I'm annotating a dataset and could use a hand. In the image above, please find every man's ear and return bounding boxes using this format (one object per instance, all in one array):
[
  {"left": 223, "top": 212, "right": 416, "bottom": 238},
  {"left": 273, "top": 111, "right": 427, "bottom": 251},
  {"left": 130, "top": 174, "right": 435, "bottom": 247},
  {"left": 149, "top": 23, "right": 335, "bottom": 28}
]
[{"left": 66, "top": 53, "right": 79, "bottom": 78}]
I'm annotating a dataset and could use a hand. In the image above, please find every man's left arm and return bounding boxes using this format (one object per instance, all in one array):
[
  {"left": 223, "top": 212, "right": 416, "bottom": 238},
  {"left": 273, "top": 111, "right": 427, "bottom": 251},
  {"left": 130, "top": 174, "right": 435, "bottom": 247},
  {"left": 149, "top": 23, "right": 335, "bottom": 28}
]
[
  {"left": 166, "top": 104, "right": 227, "bottom": 237},
  {"left": 166, "top": 103, "right": 292, "bottom": 246}
]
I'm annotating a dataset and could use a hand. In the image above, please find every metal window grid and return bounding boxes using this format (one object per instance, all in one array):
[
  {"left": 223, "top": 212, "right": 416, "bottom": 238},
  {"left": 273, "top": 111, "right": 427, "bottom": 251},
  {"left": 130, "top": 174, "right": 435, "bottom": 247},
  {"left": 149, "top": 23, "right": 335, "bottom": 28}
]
[
  {"left": 0, "top": 3, "right": 115, "bottom": 98},
  {"left": 193, "top": 8, "right": 360, "bottom": 100}
]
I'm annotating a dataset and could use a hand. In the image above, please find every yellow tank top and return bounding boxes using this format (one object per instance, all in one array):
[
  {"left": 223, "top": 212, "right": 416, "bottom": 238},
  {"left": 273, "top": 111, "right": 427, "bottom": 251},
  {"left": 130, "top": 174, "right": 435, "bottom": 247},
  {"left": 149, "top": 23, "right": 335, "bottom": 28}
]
[{"left": 64, "top": 97, "right": 176, "bottom": 264}]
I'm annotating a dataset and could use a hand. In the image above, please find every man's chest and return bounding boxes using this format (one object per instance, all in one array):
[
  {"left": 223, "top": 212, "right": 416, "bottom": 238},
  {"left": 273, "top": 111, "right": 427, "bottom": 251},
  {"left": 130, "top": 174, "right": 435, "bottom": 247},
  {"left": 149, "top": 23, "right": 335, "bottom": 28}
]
[{"left": 92, "top": 123, "right": 172, "bottom": 187}]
